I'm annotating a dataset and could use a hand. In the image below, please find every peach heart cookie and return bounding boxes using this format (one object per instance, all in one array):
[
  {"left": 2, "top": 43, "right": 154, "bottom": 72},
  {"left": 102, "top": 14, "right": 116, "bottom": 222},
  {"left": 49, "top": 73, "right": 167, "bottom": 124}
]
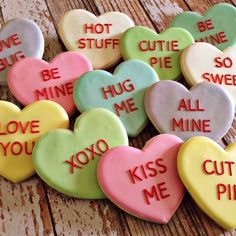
[
  {"left": 73, "top": 59, "right": 158, "bottom": 137},
  {"left": 145, "top": 80, "right": 234, "bottom": 141},
  {"left": 181, "top": 42, "right": 236, "bottom": 105},
  {"left": 0, "top": 18, "right": 44, "bottom": 84},
  {"left": 32, "top": 108, "right": 128, "bottom": 199},
  {"left": 178, "top": 136, "right": 236, "bottom": 230},
  {"left": 120, "top": 26, "right": 194, "bottom": 80},
  {"left": 0, "top": 100, "right": 69, "bottom": 183},
  {"left": 58, "top": 9, "right": 134, "bottom": 69},
  {"left": 98, "top": 134, "right": 185, "bottom": 223},
  {"left": 170, "top": 3, "right": 236, "bottom": 51},
  {"left": 7, "top": 52, "right": 92, "bottom": 115}
]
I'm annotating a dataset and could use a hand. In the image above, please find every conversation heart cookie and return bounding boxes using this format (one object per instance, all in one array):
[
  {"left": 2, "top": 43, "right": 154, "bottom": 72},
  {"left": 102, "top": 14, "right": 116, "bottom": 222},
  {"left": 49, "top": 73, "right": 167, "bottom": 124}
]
[
  {"left": 178, "top": 137, "right": 236, "bottom": 230},
  {"left": 0, "top": 18, "right": 44, "bottom": 84},
  {"left": 170, "top": 3, "right": 236, "bottom": 50},
  {"left": 58, "top": 9, "right": 134, "bottom": 69},
  {"left": 73, "top": 59, "right": 158, "bottom": 137},
  {"left": 98, "top": 134, "right": 185, "bottom": 223},
  {"left": 0, "top": 100, "right": 69, "bottom": 183},
  {"left": 120, "top": 26, "right": 194, "bottom": 80},
  {"left": 7, "top": 52, "right": 92, "bottom": 115},
  {"left": 181, "top": 42, "right": 236, "bottom": 105},
  {"left": 145, "top": 80, "right": 234, "bottom": 141},
  {"left": 32, "top": 108, "right": 128, "bottom": 199}
]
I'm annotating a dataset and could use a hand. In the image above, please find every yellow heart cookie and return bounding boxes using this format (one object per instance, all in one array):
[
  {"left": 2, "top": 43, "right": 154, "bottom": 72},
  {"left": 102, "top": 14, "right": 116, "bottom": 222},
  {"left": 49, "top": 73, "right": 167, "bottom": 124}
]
[
  {"left": 0, "top": 100, "right": 69, "bottom": 183},
  {"left": 178, "top": 136, "right": 236, "bottom": 230}
]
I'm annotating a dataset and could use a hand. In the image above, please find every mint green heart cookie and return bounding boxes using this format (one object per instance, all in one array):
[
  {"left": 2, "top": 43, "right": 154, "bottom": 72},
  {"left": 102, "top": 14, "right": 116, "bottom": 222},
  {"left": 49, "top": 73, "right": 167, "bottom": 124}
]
[
  {"left": 170, "top": 3, "right": 236, "bottom": 51},
  {"left": 73, "top": 59, "right": 158, "bottom": 137},
  {"left": 120, "top": 26, "right": 194, "bottom": 80},
  {"left": 32, "top": 108, "right": 128, "bottom": 199}
]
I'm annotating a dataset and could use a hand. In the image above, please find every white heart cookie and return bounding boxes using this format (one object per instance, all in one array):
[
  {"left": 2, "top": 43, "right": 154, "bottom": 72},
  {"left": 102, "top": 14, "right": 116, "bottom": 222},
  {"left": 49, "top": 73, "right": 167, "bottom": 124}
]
[
  {"left": 58, "top": 10, "right": 134, "bottom": 69},
  {"left": 181, "top": 42, "right": 236, "bottom": 105},
  {"left": 0, "top": 18, "right": 44, "bottom": 84}
]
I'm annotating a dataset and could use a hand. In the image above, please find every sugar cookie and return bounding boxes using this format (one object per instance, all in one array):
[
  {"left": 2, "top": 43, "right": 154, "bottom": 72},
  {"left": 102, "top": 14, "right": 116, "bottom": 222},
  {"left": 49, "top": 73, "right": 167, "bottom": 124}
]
[
  {"left": 145, "top": 80, "right": 234, "bottom": 141},
  {"left": 178, "top": 136, "right": 236, "bottom": 230},
  {"left": 181, "top": 42, "right": 236, "bottom": 105},
  {"left": 98, "top": 134, "right": 185, "bottom": 223},
  {"left": 170, "top": 3, "right": 236, "bottom": 50},
  {"left": 73, "top": 59, "right": 158, "bottom": 137},
  {"left": 0, "top": 100, "right": 69, "bottom": 183},
  {"left": 120, "top": 26, "right": 194, "bottom": 80},
  {"left": 58, "top": 9, "right": 134, "bottom": 69},
  {"left": 0, "top": 18, "right": 44, "bottom": 84},
  {"left": 7, "top": 51, "right": 92, "bottom": 115},
  {"left": 32, "top": 108, "right": 128, "bottom": 199}
]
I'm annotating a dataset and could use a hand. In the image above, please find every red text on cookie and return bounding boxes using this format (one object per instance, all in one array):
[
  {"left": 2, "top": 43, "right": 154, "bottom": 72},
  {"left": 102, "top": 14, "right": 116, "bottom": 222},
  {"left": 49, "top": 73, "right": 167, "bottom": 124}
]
[
  {"left": 77, "top": 23, "right": 119, "bottom": 49},
  {"left": 202, "top": 159, "right": 236, "bottom": 200},
  {"left": 196, "top": 19, "right": 228, "bottom": 46},
  {"left": 0, "top": 120, "right": 40, "bottom": 156},
  {"left": 101, "top": 79, "right": 138, "bottom": 116},
  {"left": 126, "top": 158, "right": 170, "bottom": 205},
  {"left": 34, "top": 68, "right": 73, "bottom": 100},
  {"left": 0, "top": 34, "right": 26, "bottom": 72},
  {"left": 139, "top": 40, "right": 179, "bottom": 69},
  {"left": 172, "top": 98, "right": 211, "bottom": 132},
  {"left": 202, "top": 56, "right": 236, "bottom": 86},
  {"left": 65, "top": 139, "right": 109, "bottom": 173}
]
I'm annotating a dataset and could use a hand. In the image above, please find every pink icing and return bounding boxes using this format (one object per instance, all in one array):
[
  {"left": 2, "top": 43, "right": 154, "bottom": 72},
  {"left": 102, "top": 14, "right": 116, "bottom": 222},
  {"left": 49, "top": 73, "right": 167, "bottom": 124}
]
[
  {"left": 7, "top": 51, "right": 92, "bottom": 115},
  {"left": 98, "top": 134, "right": 185, "bottom": 223}
]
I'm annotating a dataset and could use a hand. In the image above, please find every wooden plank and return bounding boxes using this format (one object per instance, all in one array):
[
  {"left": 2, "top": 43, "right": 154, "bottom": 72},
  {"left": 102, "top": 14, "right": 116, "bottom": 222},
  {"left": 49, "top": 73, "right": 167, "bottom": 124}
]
[
  {"left": 0, "top": 177, "right": 54, "bottom": 236},
  {"left": 0, "top": 0, "right": 58, "bottom": 235},
  {"left": 46, "top": 187, "right": 130, "bottom": 236},
  {"left": 139, "top": 0, "right": 189, "bottom": 31}
]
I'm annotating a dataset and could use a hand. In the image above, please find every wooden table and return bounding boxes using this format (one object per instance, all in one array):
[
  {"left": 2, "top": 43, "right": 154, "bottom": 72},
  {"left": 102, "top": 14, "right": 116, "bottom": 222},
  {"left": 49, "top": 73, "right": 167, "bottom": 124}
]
[{"left": 0, "top": 0, "right": 236, "bottom": 235}]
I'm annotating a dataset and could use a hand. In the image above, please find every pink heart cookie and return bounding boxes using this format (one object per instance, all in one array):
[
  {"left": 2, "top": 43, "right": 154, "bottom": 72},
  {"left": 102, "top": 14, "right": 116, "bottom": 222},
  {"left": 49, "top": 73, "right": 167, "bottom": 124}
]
[
  {"left": 98, "top": 134, "right": 185, "bottom": 223},
  {"left": 7, "top": 51, "right": 92, "bottom": 115}
]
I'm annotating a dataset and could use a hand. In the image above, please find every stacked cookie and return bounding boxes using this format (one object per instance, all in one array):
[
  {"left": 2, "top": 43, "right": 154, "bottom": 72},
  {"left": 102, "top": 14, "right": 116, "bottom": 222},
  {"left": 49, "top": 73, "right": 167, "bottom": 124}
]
[{"left": 1, "top": 2, "right": 236, "bottom": 231}]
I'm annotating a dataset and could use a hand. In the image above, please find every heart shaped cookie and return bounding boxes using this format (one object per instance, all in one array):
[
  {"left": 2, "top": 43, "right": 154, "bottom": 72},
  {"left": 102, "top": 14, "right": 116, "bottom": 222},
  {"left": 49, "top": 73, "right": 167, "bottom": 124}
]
[
  {"left": 7, "top": 51, "right": 92, "bottom": 115},
  {"left": 120, "top": 26, "right": 194, "bottom": 80},
  {"left": 0, "top": 100, "right": 69, "bottom": 183},
  {"left": 145, "top": 80, "right": 234, "bottom": 141},
  {"left": 178, "top": 136, "right": 236, "bottom": 230},
  {"left": 170, "top": 3, "right": 236, "bottom": 50},
  {"left": 0, "top": 18, "right": 44, "bottom": 84},
  {"left": 58, "top": 9, "right": 134, "bottom": 69},
  {"left": 32, "top": 108, "right": 128, "bottom": 199},
  {"left": 73, "top": 59, "right": 158, "bottom": 137},
  {"left": 98, "top": 134, "right": 185, "bottom": 223},
  {"left": 181, "top": 42, "right": 236, "bottom": 105}
]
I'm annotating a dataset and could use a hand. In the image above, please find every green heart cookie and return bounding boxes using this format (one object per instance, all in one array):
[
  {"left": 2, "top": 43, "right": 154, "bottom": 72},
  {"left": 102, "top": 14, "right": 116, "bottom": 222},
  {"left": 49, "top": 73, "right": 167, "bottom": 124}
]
[
  {"left": 120, "top": 26, "right": 194, "bottom": 80},
  {"left": 73, "top": 59, "right": 158, "bottom": 137},
  {"left": 32, "top": 108, "right": 128, "bottom": 199},
  {"left": 170, "top": 3, "right": 236, "bottom": 51}
]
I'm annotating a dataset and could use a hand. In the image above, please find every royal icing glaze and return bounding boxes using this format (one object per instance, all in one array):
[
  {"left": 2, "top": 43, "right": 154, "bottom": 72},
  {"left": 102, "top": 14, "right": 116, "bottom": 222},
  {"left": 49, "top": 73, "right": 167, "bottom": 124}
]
[
  {"left": 32, "top": 108, "right": 128, "bottom": 199},
  {"left": 58, "top": 9, "right": 134, "bottom": 69},
  {"left": 170, "top": 3, "right": 236, "bottom": 50},
  {"left": 145, "top": 80, "right": 234, "bottom": 141},
  {"left": 120, "top": 26, "right": 194, "bottom": 80},
  {"left": 73, "top": 59, "right": 158, "bottom": 137},
  {"left": 0, "top": 100, "right": 69, "bottom": 183},
  {"left": 178, "top": 136, "right": 236, "bottom": 230},
  {"left": 98, "top": 134, "right": 185, "bottom": 223},
  {"left": 7, "top": 51, "right": 92, "bottom": 115},
  {"left": 0, "top": 18, "right": 44, "bottom": 84},
  {"left": 181, "top": 42, "right": 236, "bottom": 105}
]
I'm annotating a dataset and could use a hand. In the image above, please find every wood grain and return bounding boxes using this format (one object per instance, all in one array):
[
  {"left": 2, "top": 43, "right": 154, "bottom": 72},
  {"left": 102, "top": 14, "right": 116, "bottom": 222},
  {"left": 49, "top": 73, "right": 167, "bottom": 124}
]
[{"left": 0, "top": 0, "right": 236, "bottom": 235}]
